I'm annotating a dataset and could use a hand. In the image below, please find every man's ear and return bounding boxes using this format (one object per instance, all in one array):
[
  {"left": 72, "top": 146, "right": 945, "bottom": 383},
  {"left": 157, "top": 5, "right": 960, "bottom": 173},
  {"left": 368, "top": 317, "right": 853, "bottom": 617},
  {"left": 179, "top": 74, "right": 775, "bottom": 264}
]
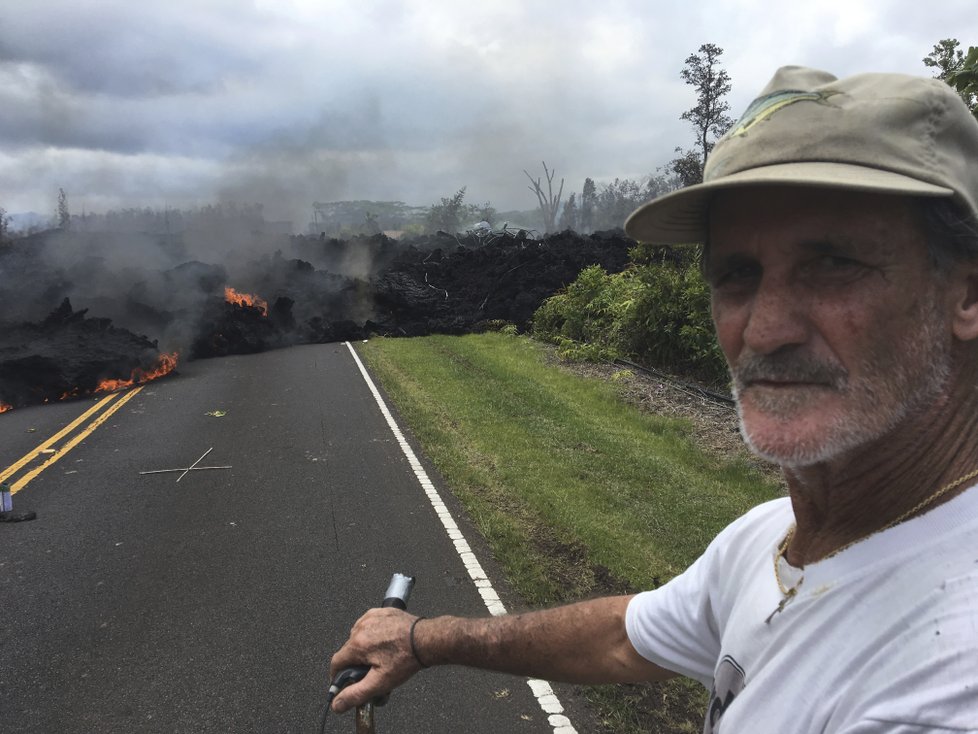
[{"left": 951, "top": 267, "right": 978, "bottom": 341}]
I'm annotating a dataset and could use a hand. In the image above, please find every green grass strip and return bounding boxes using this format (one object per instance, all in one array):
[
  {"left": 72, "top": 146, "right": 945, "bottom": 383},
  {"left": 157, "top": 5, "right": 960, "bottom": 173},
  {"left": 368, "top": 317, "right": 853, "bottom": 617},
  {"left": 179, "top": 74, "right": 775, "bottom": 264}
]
[
  {"left": 358, "top": 333, "right": 780, "bottom": 600},
  {"left": 357, "top": 333, "right": 783, "bottom": 733}
]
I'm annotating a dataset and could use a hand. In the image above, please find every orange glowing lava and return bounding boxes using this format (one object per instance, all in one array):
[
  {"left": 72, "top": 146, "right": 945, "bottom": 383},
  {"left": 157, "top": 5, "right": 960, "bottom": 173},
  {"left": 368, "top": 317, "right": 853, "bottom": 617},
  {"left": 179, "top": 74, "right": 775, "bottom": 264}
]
[
  {"left": 224, "top": 286, "right": 268, "bottom": 316},
  {"left": 0, "top": 402, "right": 12, "bottom": 414},
  {"left": 95, "top": 351, "right": 180, "bottom": 393}
]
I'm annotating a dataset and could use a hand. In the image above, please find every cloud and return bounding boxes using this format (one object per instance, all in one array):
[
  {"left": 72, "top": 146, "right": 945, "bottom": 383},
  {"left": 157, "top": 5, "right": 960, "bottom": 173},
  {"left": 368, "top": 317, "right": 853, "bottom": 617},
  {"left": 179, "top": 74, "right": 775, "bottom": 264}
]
[{"left": 1, "top": 0, "right": 976, "bottom": 218}]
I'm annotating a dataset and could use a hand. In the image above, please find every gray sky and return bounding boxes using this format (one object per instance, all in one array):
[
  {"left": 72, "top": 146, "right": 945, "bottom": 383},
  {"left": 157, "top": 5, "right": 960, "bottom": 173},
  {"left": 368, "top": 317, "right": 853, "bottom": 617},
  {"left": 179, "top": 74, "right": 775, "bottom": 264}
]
[{"left": 1, "top": 0, "right": 975, "bottom": 227}]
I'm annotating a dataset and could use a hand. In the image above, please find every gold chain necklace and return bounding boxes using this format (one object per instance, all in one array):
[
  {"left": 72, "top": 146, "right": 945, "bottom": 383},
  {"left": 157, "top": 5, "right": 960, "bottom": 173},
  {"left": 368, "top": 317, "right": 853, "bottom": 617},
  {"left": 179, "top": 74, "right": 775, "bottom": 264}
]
[{"left": 765, "top": 467, "right": 978, "bottom": 625}]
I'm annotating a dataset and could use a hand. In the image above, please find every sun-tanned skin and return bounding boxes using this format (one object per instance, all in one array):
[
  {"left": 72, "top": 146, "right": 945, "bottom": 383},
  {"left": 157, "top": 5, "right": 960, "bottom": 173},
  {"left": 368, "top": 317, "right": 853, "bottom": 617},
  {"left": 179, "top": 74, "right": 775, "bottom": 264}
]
[
  {"left": 328, "top": 187, "right": 978, "bottom": 715},
  {"left": 329, "top": 596, "right": 673, "bottom": 713},
  {"left": 708, "top": 187, "right": 978, "bottom": 565}
]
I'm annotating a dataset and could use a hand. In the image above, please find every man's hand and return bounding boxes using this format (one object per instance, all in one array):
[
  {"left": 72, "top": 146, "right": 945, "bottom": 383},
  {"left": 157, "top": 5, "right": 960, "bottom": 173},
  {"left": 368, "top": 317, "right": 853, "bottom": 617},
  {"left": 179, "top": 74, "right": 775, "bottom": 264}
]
[
  {"left": 328, "top": 607, "right": 423, "bottom": 713},
  {"left": 327, "top": 595, "right": 674, "bottom": 715}
]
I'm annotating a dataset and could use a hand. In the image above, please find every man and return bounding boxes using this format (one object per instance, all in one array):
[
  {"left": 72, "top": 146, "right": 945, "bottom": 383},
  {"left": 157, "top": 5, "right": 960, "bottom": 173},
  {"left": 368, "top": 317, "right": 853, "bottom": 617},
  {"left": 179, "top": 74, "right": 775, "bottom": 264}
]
[{"left": 330, "top": 67, "right": 978, "bottom": 731}]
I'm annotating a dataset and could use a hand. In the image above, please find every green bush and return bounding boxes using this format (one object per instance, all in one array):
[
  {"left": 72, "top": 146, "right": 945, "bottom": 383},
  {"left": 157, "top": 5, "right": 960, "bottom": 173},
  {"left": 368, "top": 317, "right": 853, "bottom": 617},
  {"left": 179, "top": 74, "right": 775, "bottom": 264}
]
[
  {"left": 622, "top": 259, "right": 727, "bottom": 383},
  {"left": 532, "top": 257, "right": 728, "bottom": 385},
  {"left": 532, "top": 264, "right": 640, "bottom": 360}
]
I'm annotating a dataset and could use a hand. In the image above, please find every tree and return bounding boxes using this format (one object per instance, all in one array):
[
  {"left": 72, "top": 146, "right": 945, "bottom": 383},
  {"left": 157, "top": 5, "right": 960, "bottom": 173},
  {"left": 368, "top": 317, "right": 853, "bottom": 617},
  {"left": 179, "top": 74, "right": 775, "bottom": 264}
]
[
  {"left": 524, "top": 161, "right": 564, "bottom": 233},
  {"left": 592, "top": 178, "right": 649, "bottom": 231},
  {"left": 644, "top": 170, "right": 682, "bottom": 199},
  {"left": 925, "top": 38, "right": 978, "bottom": 118},
  {"left": 670, "top": 148, "right": 705, "bottom": 188},
  {"left": 0, "top": 206, "right": 8, "bottom": 245},
  {"left": 57, "top": 187, "right": 70, "bottom": 229},
  {"left": 425, "top": 187, "right": 468, "bottom": 233},
  {"left": 474, "top": 201, "right": 497, "bottom": 225},
  {"left": 924, "top": 38, "right": 967, "bottom": 78},
  {"left": 580, "top": 177, "right": 597, "bottom": 233},
  {"left": 670, "top": 43, "right": 734, "bottom": 186},
  {"left": 363, "top": 211, "right": 382, "bottom": 235},
  {"left": 559, "top": 193, "right": 579, "bottom": 231}
]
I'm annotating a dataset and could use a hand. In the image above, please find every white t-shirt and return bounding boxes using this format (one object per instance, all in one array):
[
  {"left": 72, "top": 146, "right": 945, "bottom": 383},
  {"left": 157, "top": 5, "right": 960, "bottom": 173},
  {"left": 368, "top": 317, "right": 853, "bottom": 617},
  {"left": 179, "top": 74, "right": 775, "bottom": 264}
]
[{"left": 626, "top": 487, "right": 978, "bottom": 733}]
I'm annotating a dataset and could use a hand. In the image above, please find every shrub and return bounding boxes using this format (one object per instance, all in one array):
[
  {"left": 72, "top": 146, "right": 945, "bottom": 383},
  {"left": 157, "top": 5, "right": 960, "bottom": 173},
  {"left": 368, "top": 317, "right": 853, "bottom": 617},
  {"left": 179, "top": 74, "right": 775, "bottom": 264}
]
[
  {"left": 620, "top": 258, "right": 727, "bottom": 383},
  {"left": 532, "top": 257, "right": 728, "bottom": 385}
]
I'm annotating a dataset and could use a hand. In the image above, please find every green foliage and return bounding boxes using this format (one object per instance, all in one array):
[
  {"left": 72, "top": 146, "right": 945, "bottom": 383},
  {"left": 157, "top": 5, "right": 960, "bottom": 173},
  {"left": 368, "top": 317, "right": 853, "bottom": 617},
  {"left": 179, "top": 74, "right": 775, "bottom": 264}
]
[
  {"left": 581, "top": 177, "right": 597, "bottom": 232},
  {"left": 566, "top": 173, "right": 679, "bottom": 233},
  {"left": 532, "top": 264, "right": 636, "bottom": 352},
  {"left": 924, "top": 38, "right": 967, "bottom": 77},
  {"left": 946, "top": 45, "right": 978, "bottom": 118},
  {"left": 479, "top": 319, "right": 519, "bottom": 335},
  {"left": 426, "top": 187, "right": 469, "bottom": 233},
  {"left": 593, "top": 178, "right": 648, "bottom": 231},
  {"left": 620, "top": 257, "right": 727, "bottom": 383},
  {"left": 924, "top": 38, "right": 978, "bottom": 117},
  {"left": 532, "top": 255, "right": 727, "bottom": 385},
  {"left": 425, "top": 188, "right": 501, "bottom": 233},
  {"left": 559, "top": 192, "right": 579, "bottom": 231},
  {"left": 474, "top": 201, "right": 497, "bottom": 225},
  {"left": 670, "top": 43, "right": 734, "bottom": 185},
  {"left": 645, "top": 170, "right": 682, "bottom": 199},
  {"left": 550, "top": 336, "right": 620, "bottom": 363},
  {"left": 670, "top": 148, "right": 704, "bottom": 188}
]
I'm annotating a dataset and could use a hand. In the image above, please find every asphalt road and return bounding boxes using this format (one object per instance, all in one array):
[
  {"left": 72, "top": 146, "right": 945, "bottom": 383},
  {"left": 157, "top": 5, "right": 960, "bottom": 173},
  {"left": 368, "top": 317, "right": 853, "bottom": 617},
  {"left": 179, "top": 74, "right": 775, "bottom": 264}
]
[{"left": 0, "top": 343, "right": 593, "bottom": 734}]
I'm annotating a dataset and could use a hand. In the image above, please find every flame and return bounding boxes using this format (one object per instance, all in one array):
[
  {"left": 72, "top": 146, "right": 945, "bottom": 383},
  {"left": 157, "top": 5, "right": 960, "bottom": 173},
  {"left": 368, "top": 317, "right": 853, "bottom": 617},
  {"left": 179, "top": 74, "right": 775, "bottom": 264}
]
[
  {"left": 224, "top": 286, "right": 268, "bottom": 316},
  {"left": 0, "top": 402, "right": 12, "bottom": 414},
  {"left": 95, "top": 351, "right": 180, "bottom": 394}
]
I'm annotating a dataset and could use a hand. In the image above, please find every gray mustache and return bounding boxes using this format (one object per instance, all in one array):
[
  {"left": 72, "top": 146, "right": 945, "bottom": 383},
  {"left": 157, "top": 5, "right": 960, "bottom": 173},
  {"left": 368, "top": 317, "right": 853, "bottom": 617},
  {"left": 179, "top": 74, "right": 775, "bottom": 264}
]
[{"left": 732, "top": 352, "right": 848, "bottom": 388}]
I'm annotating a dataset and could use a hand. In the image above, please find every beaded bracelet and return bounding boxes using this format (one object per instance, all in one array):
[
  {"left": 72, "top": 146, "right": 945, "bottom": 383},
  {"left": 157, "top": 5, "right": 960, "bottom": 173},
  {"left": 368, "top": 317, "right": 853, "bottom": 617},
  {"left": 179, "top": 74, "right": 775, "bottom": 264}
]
[{"left": 410, "top": 616, "right": 429, "bottom": 669}]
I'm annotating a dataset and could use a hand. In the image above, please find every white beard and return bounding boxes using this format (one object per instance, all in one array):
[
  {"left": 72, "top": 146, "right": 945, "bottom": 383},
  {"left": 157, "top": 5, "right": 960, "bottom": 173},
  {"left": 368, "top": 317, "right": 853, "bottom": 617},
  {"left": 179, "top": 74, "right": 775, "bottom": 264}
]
[{"left": 732, "top": 298, "right": 952, "bottom": 468}]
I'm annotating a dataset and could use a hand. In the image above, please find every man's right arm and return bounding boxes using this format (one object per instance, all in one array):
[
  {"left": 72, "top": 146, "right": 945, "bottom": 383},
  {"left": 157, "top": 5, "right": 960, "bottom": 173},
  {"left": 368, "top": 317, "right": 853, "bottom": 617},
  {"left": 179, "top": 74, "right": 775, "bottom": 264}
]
[{"left": 328, "top": 594, "right": 676, "bottom": 713}]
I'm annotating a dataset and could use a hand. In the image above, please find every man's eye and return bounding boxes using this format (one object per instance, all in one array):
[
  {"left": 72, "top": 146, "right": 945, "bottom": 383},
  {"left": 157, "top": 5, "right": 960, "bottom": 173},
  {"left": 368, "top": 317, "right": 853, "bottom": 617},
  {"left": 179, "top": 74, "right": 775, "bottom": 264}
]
[
  {"left": 820, "top": 255, "right": 858, "bottom": 268},
  {"left": 804, "top": 255, "right": 868, "bottom": 279},
  {"left": 712, "top": 263, "right": 760, "bottom": 289}
]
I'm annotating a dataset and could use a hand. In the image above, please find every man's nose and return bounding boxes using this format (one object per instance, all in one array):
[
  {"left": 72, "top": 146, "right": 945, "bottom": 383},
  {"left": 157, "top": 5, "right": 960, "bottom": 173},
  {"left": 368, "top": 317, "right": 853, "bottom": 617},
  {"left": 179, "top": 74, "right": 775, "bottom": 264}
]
[{"left": 742, "top": 276, "right": 810, "bottom": 355}]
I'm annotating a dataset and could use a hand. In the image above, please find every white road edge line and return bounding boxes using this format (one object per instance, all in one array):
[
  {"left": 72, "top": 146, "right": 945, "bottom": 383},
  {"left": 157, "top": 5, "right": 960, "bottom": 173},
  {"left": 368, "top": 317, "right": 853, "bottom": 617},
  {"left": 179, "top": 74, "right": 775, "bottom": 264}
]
[{"left": 345, "top": 342, "right": 578, "bottom": 734}]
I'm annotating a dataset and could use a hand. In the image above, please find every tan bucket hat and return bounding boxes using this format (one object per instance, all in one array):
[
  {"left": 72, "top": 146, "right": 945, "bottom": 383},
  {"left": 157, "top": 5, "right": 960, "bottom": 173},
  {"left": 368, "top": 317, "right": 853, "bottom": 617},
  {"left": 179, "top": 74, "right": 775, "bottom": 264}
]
[{"left": 624, "top": 66, "right": 978, "bottom": 244}]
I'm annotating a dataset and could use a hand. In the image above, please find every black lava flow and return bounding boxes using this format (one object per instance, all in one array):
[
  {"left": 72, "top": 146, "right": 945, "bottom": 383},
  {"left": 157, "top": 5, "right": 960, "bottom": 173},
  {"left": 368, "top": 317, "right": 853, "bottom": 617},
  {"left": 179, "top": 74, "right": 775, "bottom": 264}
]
[{"left": 0, "top": 228, "right": 634, "bottom": 410}]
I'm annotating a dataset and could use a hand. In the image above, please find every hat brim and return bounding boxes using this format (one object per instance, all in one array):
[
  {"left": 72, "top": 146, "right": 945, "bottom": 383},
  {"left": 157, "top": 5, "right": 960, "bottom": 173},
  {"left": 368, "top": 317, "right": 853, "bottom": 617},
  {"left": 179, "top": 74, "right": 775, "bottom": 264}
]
[{"left": 624, "top": 162, "right": 955, "bottom": 244}]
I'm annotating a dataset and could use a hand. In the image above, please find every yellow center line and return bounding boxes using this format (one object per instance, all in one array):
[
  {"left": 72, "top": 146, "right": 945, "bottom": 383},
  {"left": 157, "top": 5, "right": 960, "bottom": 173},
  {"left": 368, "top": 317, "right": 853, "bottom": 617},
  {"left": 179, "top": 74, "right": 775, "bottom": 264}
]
[
  {"left": 3, "top": 387, "right": 144, "bottom": 494},
  {"left": 0, "top": 392, "right": 120, "bottom": 484}
]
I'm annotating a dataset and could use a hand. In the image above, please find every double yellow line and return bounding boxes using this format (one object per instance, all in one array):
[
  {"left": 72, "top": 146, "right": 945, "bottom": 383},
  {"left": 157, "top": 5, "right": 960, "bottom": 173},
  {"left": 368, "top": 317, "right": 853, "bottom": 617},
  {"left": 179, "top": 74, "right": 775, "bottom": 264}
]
[{"left": 0, "top": 387, "right": 144, "bottom": 494}]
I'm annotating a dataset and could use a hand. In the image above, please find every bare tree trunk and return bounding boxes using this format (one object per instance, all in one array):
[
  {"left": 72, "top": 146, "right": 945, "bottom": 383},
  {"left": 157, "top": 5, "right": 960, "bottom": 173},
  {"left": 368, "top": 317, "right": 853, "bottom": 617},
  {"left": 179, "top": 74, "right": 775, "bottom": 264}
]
[{"left": 524, "top": 161, "right": 564, "bottom": 233}]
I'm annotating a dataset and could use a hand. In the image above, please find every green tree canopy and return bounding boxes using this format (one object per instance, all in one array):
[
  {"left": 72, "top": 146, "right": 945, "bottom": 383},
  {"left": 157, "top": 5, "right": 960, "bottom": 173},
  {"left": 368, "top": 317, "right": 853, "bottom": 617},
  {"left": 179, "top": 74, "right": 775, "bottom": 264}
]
[
  {"left": 924, "top": 38, "right": 978, "bottom": 118},
  {"left": 671, "top": 43, "right": 734, "bottom": 186}
]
